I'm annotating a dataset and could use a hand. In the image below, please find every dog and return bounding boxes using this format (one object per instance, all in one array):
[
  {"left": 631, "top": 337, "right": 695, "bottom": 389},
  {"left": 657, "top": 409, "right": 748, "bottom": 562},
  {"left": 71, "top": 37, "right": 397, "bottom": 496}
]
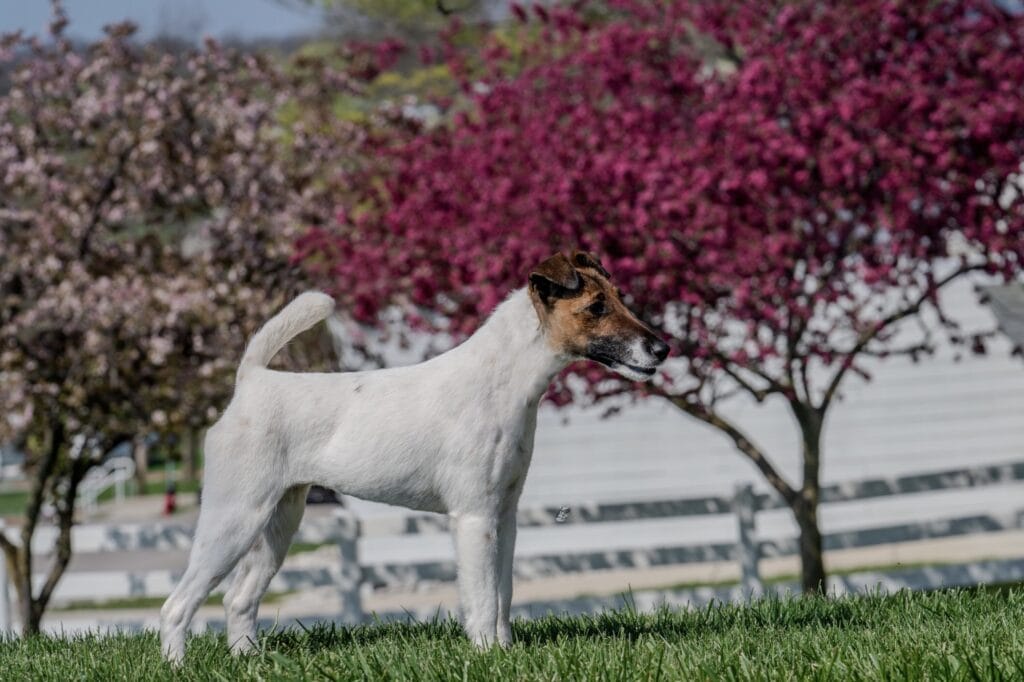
[{"left": 159, "top": 251, "right": 669, "bottom": 662}]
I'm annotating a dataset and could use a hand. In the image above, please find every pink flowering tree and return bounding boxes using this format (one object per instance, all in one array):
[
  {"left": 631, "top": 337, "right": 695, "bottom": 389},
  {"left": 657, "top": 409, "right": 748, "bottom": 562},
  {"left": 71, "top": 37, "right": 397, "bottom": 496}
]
[
  {"left": 299, "top": 0, "right": 1024, "bottom": 592},
  {"left": 0, "top": 4, "right": 369, "bottom": 632}
]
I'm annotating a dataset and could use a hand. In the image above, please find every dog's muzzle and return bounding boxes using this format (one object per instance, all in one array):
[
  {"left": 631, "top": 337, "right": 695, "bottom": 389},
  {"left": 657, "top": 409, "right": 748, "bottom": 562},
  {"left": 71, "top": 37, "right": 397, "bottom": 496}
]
[{"left": 586, "top": 336, "right": 669, "bottom": 381}]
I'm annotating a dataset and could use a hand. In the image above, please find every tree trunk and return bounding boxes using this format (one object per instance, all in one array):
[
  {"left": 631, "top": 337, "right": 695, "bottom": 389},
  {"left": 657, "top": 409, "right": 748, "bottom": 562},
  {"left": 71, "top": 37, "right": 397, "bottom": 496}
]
[
  {"left": 663, "top": 393, "right": 829, "bottom": 595},
  {"left": 794, "top": 497, "right": 825, "bottom": 594},
  {"left": 16, "top": 543, "right": 32, "bottom": 634},
  {"left": 4, "top": 423, "right": 95, "bottom": 635},
  {"left": 17, "top": 424, "right": 62, "bottom": 634},
  {"left": 23, "top": 597, "right": 44, "bottom": 635},
  {"left": 182, "top": 428, "right": 200, "bottom": 484},
  {"left": 21, "top": 456, "right": 88, "bottom": 635},
  {"left": 793, "top": 405, "right": 826, "bottom": 595},
  {"left": 132, "top": 435, "right": 148, "bottom": 494}
]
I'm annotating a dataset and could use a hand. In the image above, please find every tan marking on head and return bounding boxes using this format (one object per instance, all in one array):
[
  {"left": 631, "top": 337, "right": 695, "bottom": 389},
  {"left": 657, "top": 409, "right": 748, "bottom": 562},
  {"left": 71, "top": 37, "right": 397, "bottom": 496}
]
[{"left": 527, "top": 251, "right": 661, "bottom": 359}]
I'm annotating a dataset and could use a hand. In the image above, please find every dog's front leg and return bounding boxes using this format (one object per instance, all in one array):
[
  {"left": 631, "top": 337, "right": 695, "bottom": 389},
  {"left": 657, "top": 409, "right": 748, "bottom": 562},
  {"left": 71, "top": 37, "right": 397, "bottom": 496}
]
[
  {"left": 453, "top": 513, "right": 499, "bottom": 648},
  {"left": 495, "top": 506, "right": 517, "bottom": 647}
]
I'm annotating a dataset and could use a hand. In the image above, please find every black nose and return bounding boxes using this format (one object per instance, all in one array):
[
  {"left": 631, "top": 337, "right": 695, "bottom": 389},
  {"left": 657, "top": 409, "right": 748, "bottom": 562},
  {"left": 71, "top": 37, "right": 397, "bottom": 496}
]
[{"left": 648, "top": 338, "right": 670, "bottom": 363}]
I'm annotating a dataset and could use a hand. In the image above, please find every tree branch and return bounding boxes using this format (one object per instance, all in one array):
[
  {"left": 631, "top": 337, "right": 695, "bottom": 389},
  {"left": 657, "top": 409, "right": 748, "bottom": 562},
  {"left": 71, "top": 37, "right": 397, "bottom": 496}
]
[
  {"left": 35, "top": 456, "right": 89, "bottom": 610},
  {"left": 0, "top": 530, "right": 16, "bottom": 558},
  {"left": 20, "top": 422, "right": 63, "bottom": 558},
  {"left": 17, "top": 421, "right": 63, "bottom": 628},
  {"left": 0, "top": 528, "right": 19, "bottom": 584},
  {"left": 78, "top": 146, "right": 131, "bottom": 259},
  {"left": 784, "top": 314, "right": 807, "bottom": 403},
  {"left": 716, "top": 360, "right": 775, "bottom": 402},
  {"left": 659, "top": 389, "right": 797, "bottom": 505},
  {"left": 797, "top": 356, "right": 812, "bottom": 406},
  {"left": 704, "top": 346, "right": 789, "bottom": 402},
  {"left": 818, "top": 263, "right": 986, "bottom": 413},
  {"left": 0, "top": 529, "right": 23, "bottom": 611}
]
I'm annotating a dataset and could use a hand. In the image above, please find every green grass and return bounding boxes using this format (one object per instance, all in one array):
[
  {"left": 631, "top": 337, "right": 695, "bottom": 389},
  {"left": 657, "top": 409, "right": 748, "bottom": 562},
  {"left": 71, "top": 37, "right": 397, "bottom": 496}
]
[
  {"left": 96, "top": 478, "right": 201, "bottom": 503},
  {"left": 0, "top": 489, "right": 28, "bottom": 516},
  {"left": 286, "top": 541, "right": 328, "bottom": 557},
  {"left": 3, "top": 588, "right": 1024, "bottom": 680},
  {"left": 0, "top": 478, "right": 200, "bottom": 517}
]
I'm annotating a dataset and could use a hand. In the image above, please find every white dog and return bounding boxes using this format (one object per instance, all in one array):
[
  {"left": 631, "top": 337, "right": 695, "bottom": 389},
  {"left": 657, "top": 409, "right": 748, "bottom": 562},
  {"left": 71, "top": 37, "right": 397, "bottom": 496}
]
[{"left": 160, "top": 251, "right": 669, "bottom": 662}]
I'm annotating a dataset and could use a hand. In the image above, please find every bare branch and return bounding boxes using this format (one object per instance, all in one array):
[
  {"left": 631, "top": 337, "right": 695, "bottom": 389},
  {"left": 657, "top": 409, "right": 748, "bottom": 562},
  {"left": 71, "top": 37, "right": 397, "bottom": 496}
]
[
  {"left": 716, "top": 361, "right": 775, "bottom": 402},
  {"left": 703, "top": 347, "right": 789, "bottom": 402},
  {"left": 0, "top": 528, "right": 17, "bottom": 565},
  {"left": 658, "top": 388, "right": 797, "bottom": 505},
  {"left": 859, "top": 338, "right": 933, "bottom": 360},
  {"left": 0, "top": 531, "right": 23, "bottom": 609},
  {"left": 818, "top": 263, "right": 986, "bottom": 413},
  {"left": 0, "top": 528, "right": 17, "bottom": 561}
]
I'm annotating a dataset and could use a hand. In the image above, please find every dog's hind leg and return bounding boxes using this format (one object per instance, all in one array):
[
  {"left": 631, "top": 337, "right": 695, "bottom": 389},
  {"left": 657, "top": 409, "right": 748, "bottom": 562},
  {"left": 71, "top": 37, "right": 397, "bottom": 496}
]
[
  {"left": 453, "top": 513, "right": 500, "bottom": 648},
  {"left": 160, "top": 493, "right": 279, "bottom": 664},
  {"left": 223, "top": 485, "right": 309, "bottom": 654}
]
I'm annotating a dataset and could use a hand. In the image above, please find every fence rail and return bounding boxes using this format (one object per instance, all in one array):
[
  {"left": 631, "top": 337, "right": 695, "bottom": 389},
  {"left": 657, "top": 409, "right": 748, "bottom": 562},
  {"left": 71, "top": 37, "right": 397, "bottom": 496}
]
[{"left": 3, "top": 458, "right": 1024, "bottom": 632}]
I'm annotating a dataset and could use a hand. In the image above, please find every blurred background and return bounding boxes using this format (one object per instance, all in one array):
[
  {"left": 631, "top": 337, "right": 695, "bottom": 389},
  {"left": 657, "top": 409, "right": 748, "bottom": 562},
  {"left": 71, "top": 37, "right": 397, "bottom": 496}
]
[{"left": 2, "top": 0, "right": 1024, "bottom": 637}]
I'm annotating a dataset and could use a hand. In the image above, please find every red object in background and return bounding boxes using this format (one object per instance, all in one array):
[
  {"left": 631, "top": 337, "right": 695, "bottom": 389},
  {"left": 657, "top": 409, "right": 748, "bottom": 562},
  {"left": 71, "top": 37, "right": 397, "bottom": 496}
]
[{"left": 164, "top": 483, "right": 177, "bottom": 516}]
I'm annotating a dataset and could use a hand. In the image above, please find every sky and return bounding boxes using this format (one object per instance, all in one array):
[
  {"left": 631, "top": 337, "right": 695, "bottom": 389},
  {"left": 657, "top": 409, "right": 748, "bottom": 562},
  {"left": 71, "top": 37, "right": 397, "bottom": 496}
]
[{"left": 0, "top": 0, "right": 326, "bottom": 43}]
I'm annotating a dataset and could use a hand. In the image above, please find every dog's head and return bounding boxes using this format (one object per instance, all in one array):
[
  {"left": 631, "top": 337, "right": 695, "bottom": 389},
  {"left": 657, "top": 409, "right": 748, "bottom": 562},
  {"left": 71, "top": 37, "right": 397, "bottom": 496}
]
[{"left": 527, "top": 251, "right": 670, "bottom": 381}]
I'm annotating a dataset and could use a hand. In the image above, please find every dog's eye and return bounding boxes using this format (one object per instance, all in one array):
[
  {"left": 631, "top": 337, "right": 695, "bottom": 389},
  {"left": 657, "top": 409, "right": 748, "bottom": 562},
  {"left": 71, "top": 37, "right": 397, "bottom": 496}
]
[{"left": 587, "top": 300, "right": 608, "bottom": 317}]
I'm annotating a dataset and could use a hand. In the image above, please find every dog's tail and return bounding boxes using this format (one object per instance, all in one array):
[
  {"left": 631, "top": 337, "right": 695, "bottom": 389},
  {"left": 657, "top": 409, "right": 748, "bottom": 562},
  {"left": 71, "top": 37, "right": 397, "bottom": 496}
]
[{"left": 237, "top": 291, "right": 335, "bottom": 381}]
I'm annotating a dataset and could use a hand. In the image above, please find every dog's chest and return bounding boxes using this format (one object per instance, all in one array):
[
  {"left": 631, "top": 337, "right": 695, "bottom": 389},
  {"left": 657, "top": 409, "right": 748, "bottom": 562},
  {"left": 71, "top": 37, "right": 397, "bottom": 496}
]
[{"left": 487, "top": 404, "right": 539, "bottom": 490}]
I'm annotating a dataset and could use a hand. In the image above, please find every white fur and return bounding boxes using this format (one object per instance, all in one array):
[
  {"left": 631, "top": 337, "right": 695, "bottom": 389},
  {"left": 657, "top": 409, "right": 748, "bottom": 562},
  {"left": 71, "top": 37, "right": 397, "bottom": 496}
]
[
  {"left": 159, "top": 290, "right": 555, "bottom": 661},
  {"left": 159, "top": 287, "right": 657, "bottom": 663}
]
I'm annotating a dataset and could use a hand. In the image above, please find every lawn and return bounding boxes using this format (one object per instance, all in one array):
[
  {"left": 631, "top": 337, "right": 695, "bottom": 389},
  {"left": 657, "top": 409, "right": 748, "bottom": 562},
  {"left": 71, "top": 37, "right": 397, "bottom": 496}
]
[
  {"left": 0, "top": 478, "right": 201, "bottom": 517},
  {"left": 0, "top": 488, "right": 28, "bottom": 516},
  {"left": 2, "top": 588, "right": 1024, "bottom": 680}
]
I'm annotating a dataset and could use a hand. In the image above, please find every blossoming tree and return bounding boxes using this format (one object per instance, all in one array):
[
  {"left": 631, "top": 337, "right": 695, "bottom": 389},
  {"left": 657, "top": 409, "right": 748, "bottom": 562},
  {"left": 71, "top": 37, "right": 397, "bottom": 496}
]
[
  {"left": 299, "top": 0, "right": 1024, "bottom": 592},
  {"left": 0, "top": 5, "right": 364, "bottom": 632}
]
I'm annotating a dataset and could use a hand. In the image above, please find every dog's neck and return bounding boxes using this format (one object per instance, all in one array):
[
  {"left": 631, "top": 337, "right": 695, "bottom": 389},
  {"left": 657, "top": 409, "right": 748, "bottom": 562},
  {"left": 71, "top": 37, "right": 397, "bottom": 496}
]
[{"left": 454, "top": 288, "right": 568, "bottom": 405}]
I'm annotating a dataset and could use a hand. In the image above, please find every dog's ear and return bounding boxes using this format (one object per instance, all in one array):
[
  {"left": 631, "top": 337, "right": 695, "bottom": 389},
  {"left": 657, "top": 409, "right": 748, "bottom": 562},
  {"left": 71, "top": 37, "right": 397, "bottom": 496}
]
[
  {"left": 572, "top": 250, "right": 610, "bottom": 278},
  {"left": 529, "top": 253, "right": 581, "bottom": 304}
]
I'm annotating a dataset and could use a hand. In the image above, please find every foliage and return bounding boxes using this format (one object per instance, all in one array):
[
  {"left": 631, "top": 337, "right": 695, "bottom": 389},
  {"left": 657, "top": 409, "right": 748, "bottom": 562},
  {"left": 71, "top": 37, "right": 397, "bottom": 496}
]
[
  {"left": 297, "top": 0, "right": 1024, "bottom": 592},
  {"left": 3, "top": 590, "right": 1024, "bottom": 680},
  {"left": 0, "top": 3, "right": 366, "bottom": 632}
]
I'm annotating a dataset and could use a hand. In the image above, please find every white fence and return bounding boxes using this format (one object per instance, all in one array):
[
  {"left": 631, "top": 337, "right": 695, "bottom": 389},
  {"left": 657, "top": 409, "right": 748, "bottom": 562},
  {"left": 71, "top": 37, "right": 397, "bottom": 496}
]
[
  {"left": 3, "top": 458, "right": 1024, "bottom": 633},
  {"left": 77, "top": 457, "right": 135, "bottom": 514}
]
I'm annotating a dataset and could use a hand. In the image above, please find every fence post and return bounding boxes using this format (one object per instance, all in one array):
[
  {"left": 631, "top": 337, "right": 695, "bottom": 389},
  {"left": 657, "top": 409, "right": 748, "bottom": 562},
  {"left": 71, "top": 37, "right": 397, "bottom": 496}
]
[
  {"left": 333, "top": 509, "right": 363, "bottom": 625},
  {"left": 115, "top": 475, "right": 125, "bottom": 504},
  {"left": 733, "top": 483, "right": 763, "bottom": 598},
  {"left": 0, "top": 520, "right": 10, "bottom": 634}
]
